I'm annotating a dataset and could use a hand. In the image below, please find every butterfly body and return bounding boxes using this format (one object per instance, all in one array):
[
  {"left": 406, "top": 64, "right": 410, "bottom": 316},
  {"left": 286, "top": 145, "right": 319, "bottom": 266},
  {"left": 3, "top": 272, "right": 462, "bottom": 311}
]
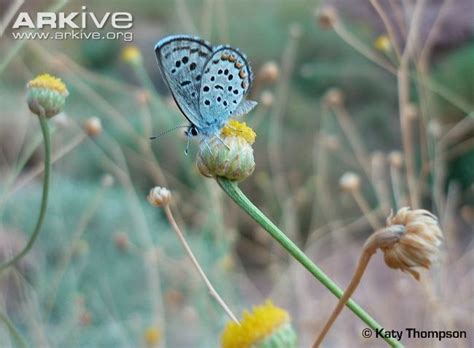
[{"left": 154, "top": 35, "right": 257, "bottom": 139}]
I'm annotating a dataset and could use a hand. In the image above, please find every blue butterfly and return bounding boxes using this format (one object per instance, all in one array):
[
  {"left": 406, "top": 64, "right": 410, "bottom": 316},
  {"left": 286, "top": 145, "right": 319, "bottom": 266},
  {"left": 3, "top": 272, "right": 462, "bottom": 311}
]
[{"left": 154, "top": 35, "right": 257, "bottom": 149}]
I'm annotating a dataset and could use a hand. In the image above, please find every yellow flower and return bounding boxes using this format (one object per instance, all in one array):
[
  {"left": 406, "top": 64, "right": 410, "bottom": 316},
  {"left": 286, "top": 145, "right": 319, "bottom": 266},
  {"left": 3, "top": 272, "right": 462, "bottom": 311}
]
[
  {"left": 221, "top": 300, "right": 297, "bottom": 348},
  {"left": 144, "top": 326, "right": 160, "bottom": 346},
  {"left": 197, "top": 120, "right": 256, "bottom": 181},
  {"left": 220, "top": 119, "right": 256, "bottom": 144},
  {"left": 27, "top": 74, "right": 69, "bottom": 118},
  {"left": 374, "top": 35, "right": 391, "bottom": 53},
  {"left": 27, "top": 74, "right": 68, "bottom": 94},
  {"left": 121, "top": 45, "right": 142, "bottom": 64}
]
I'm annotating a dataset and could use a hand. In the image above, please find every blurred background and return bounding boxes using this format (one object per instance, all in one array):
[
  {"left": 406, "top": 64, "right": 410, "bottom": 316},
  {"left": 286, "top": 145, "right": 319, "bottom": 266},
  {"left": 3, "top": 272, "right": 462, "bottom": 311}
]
[{"left": 0, "top": 0, "right": 472, "bottom": 347}]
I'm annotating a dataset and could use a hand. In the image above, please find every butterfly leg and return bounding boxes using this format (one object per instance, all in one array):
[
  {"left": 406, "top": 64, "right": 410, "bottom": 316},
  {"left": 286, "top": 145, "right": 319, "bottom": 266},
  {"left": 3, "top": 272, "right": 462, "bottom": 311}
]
[
  {"left": 184, "top": 133, "right": 191, "bottom": 156},
  {"left": 216, "top": 135, "right": 231, "bottom": 150},
  {"left": 204, "top": 138, "right": 214, "bottom": 156}
]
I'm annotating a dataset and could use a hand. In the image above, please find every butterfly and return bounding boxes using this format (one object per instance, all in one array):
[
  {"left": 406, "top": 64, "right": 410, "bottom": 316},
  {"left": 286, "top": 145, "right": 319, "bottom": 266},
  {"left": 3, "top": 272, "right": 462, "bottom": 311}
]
[{"left": 154, "top": 35, "right": 257, "bottom": 150}]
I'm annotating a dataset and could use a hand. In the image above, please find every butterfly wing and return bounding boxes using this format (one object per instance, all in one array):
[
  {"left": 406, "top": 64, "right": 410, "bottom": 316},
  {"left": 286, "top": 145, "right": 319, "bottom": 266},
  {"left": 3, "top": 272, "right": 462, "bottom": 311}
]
[
  {"left": 154, "top": 35, "right": 213, "bottom": 126},
  {"left": 198, "top": 46, "right": 255, "bottom": 131}
]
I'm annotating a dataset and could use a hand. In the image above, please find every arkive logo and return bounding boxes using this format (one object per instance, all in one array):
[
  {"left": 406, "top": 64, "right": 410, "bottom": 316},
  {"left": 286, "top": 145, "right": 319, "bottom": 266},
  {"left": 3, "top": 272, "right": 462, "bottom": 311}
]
[{"left": 12, "top": 6, "right": 133, "bottom": 29}]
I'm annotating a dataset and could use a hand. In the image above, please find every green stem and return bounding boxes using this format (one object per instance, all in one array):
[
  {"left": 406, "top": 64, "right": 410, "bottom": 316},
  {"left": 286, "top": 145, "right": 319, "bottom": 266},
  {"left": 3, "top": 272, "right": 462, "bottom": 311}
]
[
  {"left": 216, "top": 177, "right": 403, "bottom": 348},
  {"left": 0, "top": 117, "right": 51, "bottom": 273},
  {"left": 0, "top": 311, "right": 28, "bottom": 348}
]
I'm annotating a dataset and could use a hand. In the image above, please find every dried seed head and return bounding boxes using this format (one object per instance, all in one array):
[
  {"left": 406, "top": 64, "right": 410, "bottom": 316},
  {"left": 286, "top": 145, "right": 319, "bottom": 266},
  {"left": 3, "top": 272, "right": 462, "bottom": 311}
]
[
  {"left": 260, "top": 90, "right": 274, "bottom": 108},
  {"left": 113, "top": 232, "right": 129, "bottom": 251},
  {"left": 101, "top": 174, "right": 115, "bottom": 187},
  {"left": 382, "top": 207, "right": 443, "bottom": 280},
  {"left": 404, "top": 103, "right": 418, "bottom": 121},
  {"left": 371, "top": 151, "right": 385, "bottom": 169},
  {"left": 136, "top": 90, "right": 151, "bottom": 105},
  {"left": 428, "top": 120, "right": 442, "bottom": 138},
  {"left": 323, "top": 88, "right": 344, "bottom": 107},
  {"left": 315, "top": 5, "right": 338, "bottom": 30},
  {"left": 147, "top": 186, "right": 171, "bottom": 207},
  {"left": 320, "top": 132, "right": 340, "bottom": 151},
  {"left": 339, "top": 172, "right": 361, "bottom": 192},
  {"left": 388, "top": 151, "right": 403, "bottom": 168},
  {"left": 290, "top": 23, "right": 303, "bottom": 38},
  {"left": 84, "top": 117, "right": 102, "bottom": 136},
  {"left": 27, "top": 74, "right": 69, "bottom": 118},
  {"left": 258, "top": 61, "right": 280, "bottom": 84}
]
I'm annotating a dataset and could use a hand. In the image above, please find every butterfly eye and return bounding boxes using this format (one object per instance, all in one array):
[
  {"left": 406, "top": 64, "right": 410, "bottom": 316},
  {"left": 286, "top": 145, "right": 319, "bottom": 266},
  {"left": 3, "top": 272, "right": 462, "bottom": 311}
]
[{"left": 190, "top": 127, "right": 199, "bottom": 136}]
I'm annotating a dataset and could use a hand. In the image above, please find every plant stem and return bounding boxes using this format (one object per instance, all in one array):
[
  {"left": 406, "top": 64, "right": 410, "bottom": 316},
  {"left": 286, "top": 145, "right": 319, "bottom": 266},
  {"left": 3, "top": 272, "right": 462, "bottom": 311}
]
[
  {"left": 313, "top": 226, "right": 404, "bottom": 347},
  {"left": 0, "top": 311, "right": 28, "bottom": 348},
  {"left": 163, "top": 204, "right": 239, "bottom": 324},
  {"left": 0, "top": 116, "right": 51, "bottom": 273},
  {"left": 217, "top": 177, "right": 403, "bottom": 347}
]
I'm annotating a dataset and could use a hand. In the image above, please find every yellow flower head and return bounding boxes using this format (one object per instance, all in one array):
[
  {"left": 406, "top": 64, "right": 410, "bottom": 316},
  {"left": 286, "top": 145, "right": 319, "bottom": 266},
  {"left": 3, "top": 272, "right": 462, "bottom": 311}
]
[
  {"left": 27, "top": 73, "right": 69, "bottom": 118},
  {"left": 221, "top": 300, "right": 295, "bottom": 348},
  {"left": 144, "top": 326, "right": 160, "bottom": 346},
  {"left": 121, "top": 45, "right": 142, "bottom": 63},
  {"left": 27, "top": 74, "right": 68, "bottom": 95},
  {"left": 220, "top": 119, "right": 256, "bottom": 145},
  {"left": 374, "top": 35, "right": 391, "bottom": 53}
]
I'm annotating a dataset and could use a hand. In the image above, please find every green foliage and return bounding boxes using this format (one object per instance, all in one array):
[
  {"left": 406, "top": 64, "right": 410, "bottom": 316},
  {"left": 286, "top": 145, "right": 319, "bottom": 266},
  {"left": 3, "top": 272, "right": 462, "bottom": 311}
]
[{"left": 2, "top": 176, "right": 238, "bottom": 347}]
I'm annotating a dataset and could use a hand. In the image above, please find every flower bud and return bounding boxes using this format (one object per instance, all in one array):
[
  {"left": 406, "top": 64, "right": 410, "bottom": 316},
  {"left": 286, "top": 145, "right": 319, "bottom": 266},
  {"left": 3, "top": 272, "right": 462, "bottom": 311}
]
[
  {"left": 147, "top": 186, "right": 171, "bottom": 207},
  {"left": 388, "top": 151, "right": 403, "bottom": 168},
  {"left": 121, "top": 45, "right": 142, "bottom": 65},
  {"left": 197, "top": 120, "right": 256, "bottom": 182},
  {"left": 260, "top": 90, "right": 274, "bottom": 108},
  {"left": 324, "top": 88, "right": 344, "bottom": 107},
  {"left": 374, "top": 35, "right": 391, "bottom": 53},
  {"left": 339, "top": 172, "right": 361, "bottom": 192},
  {"left": 258, "top": 61, "right": 280, "bottom": 84},
  {"left": 84, "top": 117, "right": 102, "bottom": 136},
  {"left": 315, "top": 5, "right": 337, "bottom": 30},
  {"left": 144, "top": 326, "right": 161, "bottom": 347},
  {"left": 27, "top": 74, "right": 69, "bottom": 118}
]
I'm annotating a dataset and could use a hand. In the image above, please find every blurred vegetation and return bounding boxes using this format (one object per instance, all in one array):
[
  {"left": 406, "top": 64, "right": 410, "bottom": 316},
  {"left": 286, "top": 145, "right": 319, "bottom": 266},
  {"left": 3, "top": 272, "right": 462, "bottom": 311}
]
[{"left": 0, "top": 0, "right": 472, "bottom": 347}]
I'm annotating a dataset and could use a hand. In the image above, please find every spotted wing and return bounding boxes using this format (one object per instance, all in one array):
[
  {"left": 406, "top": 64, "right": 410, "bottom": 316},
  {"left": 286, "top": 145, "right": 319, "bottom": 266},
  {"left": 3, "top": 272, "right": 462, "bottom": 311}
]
[
  {"left": 198, "top": 46, "right": 254, "bottom": 127},
  {"left": 154, "top": 35, "right": 213, "bottom": 126}
]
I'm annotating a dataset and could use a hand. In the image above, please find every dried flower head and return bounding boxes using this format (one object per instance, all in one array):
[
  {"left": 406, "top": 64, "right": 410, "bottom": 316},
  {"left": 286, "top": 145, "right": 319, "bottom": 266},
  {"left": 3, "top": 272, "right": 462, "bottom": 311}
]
[
  {"left": 121, "top": 45, "right": 142, "bottom": 64},
  {"left": 404, "top": 103, "right": 418, "bottom": 121},
  {"left": 374, "top": 35, "right": 392, "bottom": 53},
  {"left": 388, "top": 151, "right": 403, "bottom": 168},
  {"left": 84, "top": 117, "right": 102, "bottom": 136},
  {"left": 339, "top": 172, "right": 361, "bottom": 192},
  {"left": 27, "top": 74, "right": 69, "bottom": 118},
  {"left": 258, "top": 61, "right": 280, "bottom": 84},
  {"left": 382, "top": 207, "right": 443, "bottom": 280},
  {"left": 101, "top": 174, "right": 115, "bottom": 187},
  {"left": 221, "top": 300, "right": 297, "bottom": 348},
  {"left": 320, "top": 133, "right": 340, "bottom": 151},
  {"left": 147, "top": 186, "right": 171, "bottom": 207},
  {"left": 289, "top": 23, "right": 303, "bottom": 39},
  {"left": 324, "top": 88, "right": 344, "bottom": 107},
  {"left": 113, "top": 232, "right": 129, "bottom": 251},
  {"left": 197, "top": 120, "right": 256, "bottom": 182},
  {"left": 315, "top": 5, "right": 337, "bottom": 29},
  {"left": 260, "top": 90, "right": 274, "bottom": 108}
]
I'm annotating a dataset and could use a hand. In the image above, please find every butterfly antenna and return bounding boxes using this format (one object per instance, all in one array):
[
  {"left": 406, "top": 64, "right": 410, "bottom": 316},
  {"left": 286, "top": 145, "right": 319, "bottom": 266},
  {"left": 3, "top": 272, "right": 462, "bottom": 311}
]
[{"left": 150, "top": 125, "right": 189, "bottom": 140}]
